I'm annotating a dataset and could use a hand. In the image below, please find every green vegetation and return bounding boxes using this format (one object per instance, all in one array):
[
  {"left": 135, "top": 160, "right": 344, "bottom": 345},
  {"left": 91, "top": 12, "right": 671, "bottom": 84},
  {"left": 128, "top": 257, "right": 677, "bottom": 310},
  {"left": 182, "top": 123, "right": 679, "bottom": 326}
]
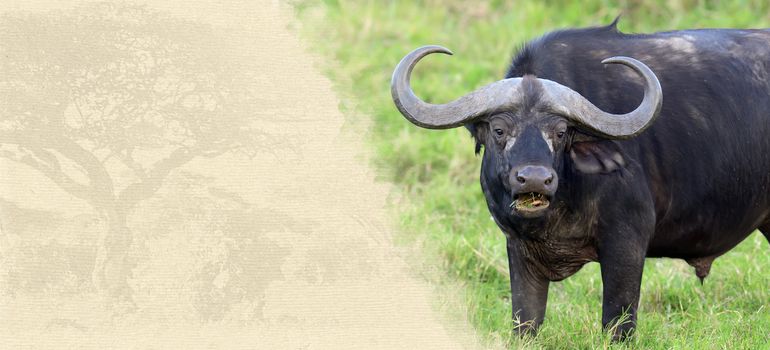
[{"left": 293, "top": 1, "right": 770, "bottom": 348}]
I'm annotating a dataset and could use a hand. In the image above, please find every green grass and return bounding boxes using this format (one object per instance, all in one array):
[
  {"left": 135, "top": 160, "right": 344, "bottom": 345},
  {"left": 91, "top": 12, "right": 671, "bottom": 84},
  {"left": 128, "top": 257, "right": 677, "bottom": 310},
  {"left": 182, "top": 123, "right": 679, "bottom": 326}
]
[{"left": 293, "top": 1, "right": 770, "bottom": 348}]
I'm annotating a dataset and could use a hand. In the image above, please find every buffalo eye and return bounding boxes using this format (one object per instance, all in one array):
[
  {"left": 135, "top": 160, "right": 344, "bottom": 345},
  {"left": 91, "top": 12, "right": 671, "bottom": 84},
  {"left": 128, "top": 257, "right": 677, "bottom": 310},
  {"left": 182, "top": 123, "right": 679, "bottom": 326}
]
[
  {"left": 554, "top": 121, "right": 568, "bottom": 139},
  {"left": 494, "top": 128, "right": 504, "bottom": 136}
]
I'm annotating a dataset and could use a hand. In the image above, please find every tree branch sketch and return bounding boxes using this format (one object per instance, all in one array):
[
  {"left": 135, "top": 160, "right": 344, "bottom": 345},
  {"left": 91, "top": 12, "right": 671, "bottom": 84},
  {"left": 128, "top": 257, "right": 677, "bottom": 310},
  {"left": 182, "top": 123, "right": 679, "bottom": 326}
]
[{"left": 0, "top": 2, "right": 274, "bottom": 307}]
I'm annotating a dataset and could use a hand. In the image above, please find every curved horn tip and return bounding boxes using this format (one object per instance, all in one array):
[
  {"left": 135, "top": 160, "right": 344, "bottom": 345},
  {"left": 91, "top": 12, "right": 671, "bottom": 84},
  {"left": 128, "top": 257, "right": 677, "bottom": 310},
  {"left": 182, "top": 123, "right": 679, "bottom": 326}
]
[
  {"left": 600, "top": 56, "right": 641, "bottom": 65},
  {"left": 416, "top": 45, "right": 453, "bottom": 56}
]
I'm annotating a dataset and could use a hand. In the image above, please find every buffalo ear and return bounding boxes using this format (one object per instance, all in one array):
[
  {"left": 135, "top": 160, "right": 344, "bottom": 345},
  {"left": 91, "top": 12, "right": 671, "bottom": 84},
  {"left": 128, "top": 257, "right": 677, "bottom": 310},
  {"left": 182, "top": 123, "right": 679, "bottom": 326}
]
[
  {"left": 465, "top": 122, "right": 487, "bottom": 154},
  {"left": 569, "top": 140, "right": 626, "bottom": 174}
]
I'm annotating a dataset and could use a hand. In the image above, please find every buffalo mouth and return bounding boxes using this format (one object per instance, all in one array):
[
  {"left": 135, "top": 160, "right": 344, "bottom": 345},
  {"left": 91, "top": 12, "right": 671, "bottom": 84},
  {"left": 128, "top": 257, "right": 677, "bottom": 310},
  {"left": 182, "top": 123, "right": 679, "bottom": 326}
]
[{"left": 510, "top": 192, "right": 551, "bottom": 215}]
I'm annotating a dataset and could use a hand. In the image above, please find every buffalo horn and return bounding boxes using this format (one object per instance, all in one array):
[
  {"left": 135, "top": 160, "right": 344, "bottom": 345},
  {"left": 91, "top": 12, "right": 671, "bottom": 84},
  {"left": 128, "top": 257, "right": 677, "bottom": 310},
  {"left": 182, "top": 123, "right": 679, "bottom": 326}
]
[{"left": 390, "top": 46, "right": 662, "bottom": 138}]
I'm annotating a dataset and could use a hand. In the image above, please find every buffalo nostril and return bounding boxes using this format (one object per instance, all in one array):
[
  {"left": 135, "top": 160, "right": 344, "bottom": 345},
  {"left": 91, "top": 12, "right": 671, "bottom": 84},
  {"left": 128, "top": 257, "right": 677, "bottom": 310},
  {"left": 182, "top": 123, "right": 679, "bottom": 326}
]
[
  {"left": 544, "top": 176, "right": 553, "bottom": 185},
  {"left": 516, "top": 174, "right": 526, "bottom": 183}
]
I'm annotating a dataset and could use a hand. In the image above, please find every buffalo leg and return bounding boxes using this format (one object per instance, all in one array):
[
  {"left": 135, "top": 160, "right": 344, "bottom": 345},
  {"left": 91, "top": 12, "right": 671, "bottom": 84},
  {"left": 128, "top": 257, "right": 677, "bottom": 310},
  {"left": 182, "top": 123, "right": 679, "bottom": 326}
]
[
  {"left": 760, "top": 222, "right": 770, "bottom": 244},
  {"left": 597, "top": 218, "right": 651, "bottom": 341},
  {"left": 599, "top": 252, "right": 644, "bottom": 340},
  {"left": 506, "top": 240, "right": 550, "bottom": 336}
]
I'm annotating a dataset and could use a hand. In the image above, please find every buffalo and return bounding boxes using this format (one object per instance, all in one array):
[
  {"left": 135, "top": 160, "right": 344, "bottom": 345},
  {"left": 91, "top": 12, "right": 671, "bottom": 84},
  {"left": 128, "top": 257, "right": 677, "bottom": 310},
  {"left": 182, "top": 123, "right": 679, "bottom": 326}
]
[{"left": 390, "top": 20, "right": 770, "bottom": 340}]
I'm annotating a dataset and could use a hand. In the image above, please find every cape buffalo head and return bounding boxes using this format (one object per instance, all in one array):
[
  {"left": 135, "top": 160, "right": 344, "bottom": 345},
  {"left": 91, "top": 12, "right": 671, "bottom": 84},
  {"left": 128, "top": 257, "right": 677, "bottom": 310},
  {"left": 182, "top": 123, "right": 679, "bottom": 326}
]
[{"left": 391, "top": 46, "right": 662, "bottom": 219}]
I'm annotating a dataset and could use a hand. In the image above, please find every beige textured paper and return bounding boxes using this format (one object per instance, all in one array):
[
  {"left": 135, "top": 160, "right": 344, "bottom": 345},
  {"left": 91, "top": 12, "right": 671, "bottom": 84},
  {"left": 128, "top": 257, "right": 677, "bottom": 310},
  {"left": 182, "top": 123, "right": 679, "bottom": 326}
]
[{"left": 0, "top": 1, "right": 484, "bottom": 348}]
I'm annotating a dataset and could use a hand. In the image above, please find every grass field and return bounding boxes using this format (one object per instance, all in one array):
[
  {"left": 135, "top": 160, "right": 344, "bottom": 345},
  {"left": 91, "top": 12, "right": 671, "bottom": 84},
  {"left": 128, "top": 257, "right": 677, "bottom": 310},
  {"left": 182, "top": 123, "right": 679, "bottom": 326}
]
[{"left": 293, "top": 1, "right": 770, "bottom": 348}]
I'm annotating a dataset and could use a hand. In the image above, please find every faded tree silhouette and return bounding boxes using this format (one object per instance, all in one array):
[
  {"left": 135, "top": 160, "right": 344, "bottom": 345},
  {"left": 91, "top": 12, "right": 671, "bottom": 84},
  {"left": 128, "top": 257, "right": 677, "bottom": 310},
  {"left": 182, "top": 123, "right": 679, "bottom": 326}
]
[
  {"left": 0, "top": 3, "right": 269, "bottom": 306},
  {"left": 131, "top": 171, "right": 290, "bottom": 322},
  {"left": 0, "top": 172, "right": 290, "bottom": 322}
]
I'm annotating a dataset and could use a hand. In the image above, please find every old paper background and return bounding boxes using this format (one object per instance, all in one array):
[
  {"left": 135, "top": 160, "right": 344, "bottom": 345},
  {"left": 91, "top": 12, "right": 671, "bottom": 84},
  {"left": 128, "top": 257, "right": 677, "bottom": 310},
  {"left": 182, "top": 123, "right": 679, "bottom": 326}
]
[{"left": 0, "top": 1, "right": 486, "bottom": 348}]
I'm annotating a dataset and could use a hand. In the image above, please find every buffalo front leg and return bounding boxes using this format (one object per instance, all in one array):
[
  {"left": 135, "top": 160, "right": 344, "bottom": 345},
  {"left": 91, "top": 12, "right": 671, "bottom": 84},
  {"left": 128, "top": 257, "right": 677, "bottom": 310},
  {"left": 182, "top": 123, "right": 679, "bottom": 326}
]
[
  {"left": 506, "top": 240, "right": 550, "bottom": 336},
  {"left": 759, "top": 221, "right": 770, "bottom": 244},
  {"left": 598, "top": 223, "right": 649, "bottom": 341}
]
